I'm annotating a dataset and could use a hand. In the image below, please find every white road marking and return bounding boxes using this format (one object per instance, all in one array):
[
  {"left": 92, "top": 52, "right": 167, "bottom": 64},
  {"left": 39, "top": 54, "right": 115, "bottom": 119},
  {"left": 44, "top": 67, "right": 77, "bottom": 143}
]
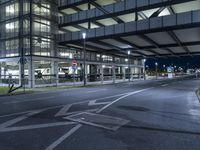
[
  {"left": 87, "top": 92, "right": 131, "bottom": 101},
  {"left": 0, "top": 122, "right": 76, "bottom": 132},
  {"left": 0, "top": 111, "right": 31, "bottom": 118},
  {"left": 161, "top": 84, "right": 168, "bottom": 87},
  {"left": 64, "top": 112, "right": 130, "bottom": 131},
  {"left": 0, "top": 93, "right": 127, "bottom": 118},
  {"left": 0, "top": 87, "right": 154, "bottom": 150},
  {"left": 88, "top": 100, "right": 110, "bottom": 106},
  {"left": 50, "top": 87, "right": 153, "bottom": 148},
  {"left": 86, "top": 89, "right": 107, "bottom": 93},
  {"left": 54, "top": 104, "right": 72, "bottom": 117},
  {"left": 45, "top": 124, "right": 82, "bottom": 150},
  {"left": 0, "top": 105, "right": 63, "bottom": 118},
  {"left": 96, "top": 87, "right": 154, "bottom": 113},
  {"left": 54, "top": 103, "right": 98, "bottom": 117},
  {"left": 46, "top": 88, "right": 153, "bottom": 149},
  {"left": 3, "top": 91, "right": 129, "bottom": 105},
  {"left": 3, "top": 96, "right": 56, "bottom": 104},
  {"left": 54, "top": 92, "right": 131, "bottom": 117},
  {"left": 0, "top": 109, "right": 44, "bottom": 130}
]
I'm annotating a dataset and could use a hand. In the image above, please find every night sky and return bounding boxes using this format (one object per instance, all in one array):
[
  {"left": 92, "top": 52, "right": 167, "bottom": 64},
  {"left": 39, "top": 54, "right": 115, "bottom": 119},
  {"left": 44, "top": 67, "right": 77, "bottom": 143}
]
[{"left": 146, "top": 56, "right": 200, "bottom": 70}]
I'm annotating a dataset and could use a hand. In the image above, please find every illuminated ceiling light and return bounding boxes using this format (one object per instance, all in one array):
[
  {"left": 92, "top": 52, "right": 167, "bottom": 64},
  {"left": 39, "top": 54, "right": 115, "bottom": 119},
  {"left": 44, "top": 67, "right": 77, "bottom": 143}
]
[{"left": 82, "top": 32, "right": 86, "bottom": 39}]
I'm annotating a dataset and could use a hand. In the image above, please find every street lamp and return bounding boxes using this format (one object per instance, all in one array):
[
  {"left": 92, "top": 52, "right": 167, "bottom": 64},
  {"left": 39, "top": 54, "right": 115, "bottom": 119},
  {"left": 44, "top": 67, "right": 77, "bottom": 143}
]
[
  {"left": 143, "top": 59, "right": 146, "bottom": 80},
  {"left": 82, "top": 32, "right": 86, "bottom": 86},
  {"left": 155, "top": 62, "right": 158, "bottom": 80},
  {"left": 128, "top": 50, "right": 131, "bottom": 82}
]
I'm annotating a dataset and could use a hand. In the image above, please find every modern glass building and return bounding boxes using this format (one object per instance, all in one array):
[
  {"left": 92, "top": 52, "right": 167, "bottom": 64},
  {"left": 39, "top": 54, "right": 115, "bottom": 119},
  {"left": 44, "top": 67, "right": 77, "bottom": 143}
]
[
  {"left": 0, "top": 0, "right": 58, "bottom": 87},
  {"left": 0, "top": 0, "right": 200, "bottom": 88}
]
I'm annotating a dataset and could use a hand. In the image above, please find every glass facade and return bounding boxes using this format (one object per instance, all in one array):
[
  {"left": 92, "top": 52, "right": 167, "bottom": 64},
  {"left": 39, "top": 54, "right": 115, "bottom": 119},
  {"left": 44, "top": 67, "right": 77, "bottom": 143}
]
[{"left": 0, "top": 0, "right": 58, "bottom": 58}]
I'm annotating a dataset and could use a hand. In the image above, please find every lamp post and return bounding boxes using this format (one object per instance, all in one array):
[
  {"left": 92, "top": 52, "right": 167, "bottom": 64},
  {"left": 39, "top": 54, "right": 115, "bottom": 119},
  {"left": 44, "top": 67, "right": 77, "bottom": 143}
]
[
  {"left": 128, "top": 50, "right": 130, "bottom": 82},
  {"left": 143, "top": 59, "right": 146, "bottom": 80},
  {"left": 155, "top": 62, "right": 158, "bottom": 80},
  {"left": 82, "top": 32, "right": 86, "bottom": 86}
]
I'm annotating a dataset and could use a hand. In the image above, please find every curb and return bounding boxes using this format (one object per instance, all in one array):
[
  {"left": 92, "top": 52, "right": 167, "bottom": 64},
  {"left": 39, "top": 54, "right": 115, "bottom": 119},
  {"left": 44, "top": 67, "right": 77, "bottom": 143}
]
[{"left": 0, "top": 91, "right": 34, "bottom": 97}]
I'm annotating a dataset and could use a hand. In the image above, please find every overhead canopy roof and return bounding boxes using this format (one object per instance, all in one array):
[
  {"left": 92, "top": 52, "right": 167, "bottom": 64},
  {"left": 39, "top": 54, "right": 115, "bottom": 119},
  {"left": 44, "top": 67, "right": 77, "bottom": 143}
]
[{"left": 58, "top": 0, "right": 200, "bottom": 58}]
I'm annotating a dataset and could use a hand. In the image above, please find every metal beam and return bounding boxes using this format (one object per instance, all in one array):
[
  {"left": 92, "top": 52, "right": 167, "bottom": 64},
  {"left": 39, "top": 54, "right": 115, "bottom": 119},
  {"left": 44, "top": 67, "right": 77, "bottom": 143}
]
[
  {"left": 167, "top": 31, "right": 191, "bottom": 55},
  {"left": 71, "top": 6, "right": 81, "bottom": 12},
  {"left": 90, "top": 40, "right": 138, "bottom": 57},
  {"left": 67, "top": 43, "right": 132, "bottom": 58},
  {"left": 89, "top": 1, "right": 124, "bottom": 24},
  {"left": 138, "top": 35, "right": 176, "bottom": 56},
  {"left": 71, "top": 6, "right": 104, "bottom": 28},
  {"left": 150, "top": 7, "right": 166, "bottom": 18},
  {"left": 91, "top": 40, "right": 121, "bottom": 51},
  {"left": 113, "top": 38, "right": 148, "bottom": 56},
  {"left": 91, "top": 40, "right": 164, "bottom": 58},
  {"left": 137, "top": 41, "right": 200, "bottom": 49}
]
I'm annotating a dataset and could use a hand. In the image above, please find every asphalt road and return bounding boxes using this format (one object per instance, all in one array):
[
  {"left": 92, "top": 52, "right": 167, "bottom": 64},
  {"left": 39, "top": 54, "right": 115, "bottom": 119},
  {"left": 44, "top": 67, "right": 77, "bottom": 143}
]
[{"left": 0, "top": 76, "right": 199, "bottom": 150}]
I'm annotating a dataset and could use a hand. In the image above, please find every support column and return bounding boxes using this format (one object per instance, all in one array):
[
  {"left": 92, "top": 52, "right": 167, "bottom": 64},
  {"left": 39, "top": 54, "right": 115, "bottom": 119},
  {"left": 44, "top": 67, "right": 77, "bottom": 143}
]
[
  {"left": 112, "top": 65, "right": 116, "bottom": 83},
  {"left": 51, "top": 61, "right": 59, "bottom": 86},
  {"left": 85, "top": 64, "right": 88, "bottom": 84},
  {"left": 100, "top": 65, "right": 104, "bottom": 84},
  {"left": 0, "top": 63, "right": 1, "bottom": 79},
  {"left": 19, "top": 63, "right": 22, "bottom": 86},
  {"left": 2, "top": 62, "right": 6, "bottom": 79},
  {"left": 131, "top": 67, "right": 134, "bottom": 81},
  {"left": 122, "top": 67, "right": 126, "bottom": 81},
  {"left": 118, "top": 67, "right": 121, "bottom": 74},
  {"left": 28, "top": 60, "right": 35, "bottom": 88},
  {"left": 89, "top": 64, "right": 97, "bottom": 82},
  {"left": 140, "top": 68, "right": 143, "bottom": 80}
]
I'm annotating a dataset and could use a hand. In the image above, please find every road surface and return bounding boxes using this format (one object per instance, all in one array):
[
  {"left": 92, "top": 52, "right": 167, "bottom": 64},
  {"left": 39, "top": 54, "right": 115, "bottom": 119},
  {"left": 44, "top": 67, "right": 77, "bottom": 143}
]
[{"left": 0, "top": 77, "right": 199, "bottom": 150}]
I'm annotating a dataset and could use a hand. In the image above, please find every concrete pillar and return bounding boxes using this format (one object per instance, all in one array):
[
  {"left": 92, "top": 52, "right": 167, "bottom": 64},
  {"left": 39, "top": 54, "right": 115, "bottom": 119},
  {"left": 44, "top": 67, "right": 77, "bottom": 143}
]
[
  {"left": 0, "top": 63, "right": 2, "bottom": 84},
  {"left": 2, "top": 62, "right": 6, "bottom": 79},
  {"left": 122, "top": 67, "right": 126, "bottom": 81},
  {"left": 118, "top": 67, "right": 120, "bottom": 74},
  {"left": 28, "top": 60, "right": 35, "bottom": 88},
  {"left": 108, "top": 67, "right": 112, "bottom": 74},
  {"left": 51, "top": 61, "right": 59, "bottom": 86},
  {"left": 19, "top": 63, "right": 22, "bottom": 86},
  {"left": 112, "top": 65, "right": 116, "bottom": 83},
  {"left": 0, "top": 63, "right": 1, "bottom": 78},
  {"left": 140, "top": 68, "right": 143, "bottom": 80},
  {"left": 131, "top": 67, "right": 134, "bottom": 81},
  {"left": 100, "top": 65, "right": 104, "bottom": 84},
  {"left": 85, "top": 64, "right": 88, "bottom": 84},
  {"left": 89, "top": 64, "right": 97, "bottom": 82}
]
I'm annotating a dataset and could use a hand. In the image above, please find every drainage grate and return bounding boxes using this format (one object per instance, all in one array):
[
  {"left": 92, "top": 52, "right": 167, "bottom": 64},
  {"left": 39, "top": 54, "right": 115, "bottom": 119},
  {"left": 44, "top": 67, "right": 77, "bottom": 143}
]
[{"left": 64, "top": 112, "right": 129, "bottom": 131}]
